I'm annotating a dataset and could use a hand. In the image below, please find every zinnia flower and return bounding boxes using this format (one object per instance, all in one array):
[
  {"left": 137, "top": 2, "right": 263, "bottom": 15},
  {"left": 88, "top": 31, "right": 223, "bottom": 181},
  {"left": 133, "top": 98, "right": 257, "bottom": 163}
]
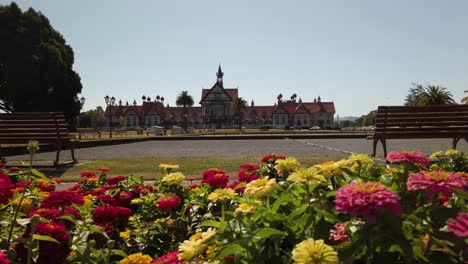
[
  {"left": 12, "top": 197, "right": 35, "bottom": 214},
  {"left": 274, "top": 157, "right": 299, "bottom": 174},
  {"left": 98, "top": 167, "right": 110, "bottom": 172},
  {"left": 201, "top": 169, "right": 229, "bottom": 188},
  {"left": 237, "top": 170, "right": 259, "bottom": 183},
  {"left": 162, "top": 172, "right": 186, "bottom": 186},
  {"left": 0, "top": 250, "right": 10, "bottom": 264},
  {"left": 447, "top": 212, "right": 468, "bottom": 238},
  {"left": 152, "top": 252, "right": 183, "bottom": 264},
  {"left": 347, "top": 154, "right": 374, "bottom": 166},
  {"left": 429, "top": 151, "right": 444, "bottom": 160},
  {"left": 240, "top": 163, "right": 260, "bottom": 171},
  {"left": 291, "top": 238, "right": 338, "bottom": 264},
  {"left": 329, "top": 223, "right": 349, "bottom": 243},
  {"left": 156, "top": 195, "right": 181, "bottom": 212},
  {"left": 114, "top": 190, "right": 136, "bottom": 207},
  {"left": 107, "top": 175, "right": 126, "bottom": 185},
  {"left": 92, "top": 205, "right": 132, "bottom": 227},
  {"left": 288, "top": 168, "right": 326, "bottom": 185},
  {"left": 178, "top": 228, "right": 216, "bottom": 261},
  {"left": 80, "top": 171, "right": 96, "bottom": 178},
  {"left": 159, "top": 164, "right": 180, "bottom": 173},
  {"left": 0, "top": 177, "right": 14, "bottom": 205},
  {"left": 244, "top": 177, "right": 278, "bottom": 199},
  {"left": 15, "top": 222, "right": 70, "bottom": 264},
  {"left": 208, "top": 188, "right": 237, "bottom": 203},
  {"left": 313, "top": 160, "right": 347, "bottom": 178},
  {"left": 335, "top": 181, "right": 401, "bottom": 223},
  {"left": 37, "top": 179, "right": 56, "bottom": 192},
  {"left": 261, "top": 153, "right": 286, "bottom": 164},
  {"left": 228, "top": 181, "right": 245, "bottom": 193},
  {"left": 445, "top": 149, "right": 459, "bottom": 156},
  {"left": 120, "top": 252, "right": 153, "bottom": 264},
  {"left": 235, "top": 203, "right": 256, "bottom": 215},
  {"left": 386, "top": 151, "right": 430, "bottom": 167},
  {"left": 40, "top": 191, "right": 85, "bottom": 208},
  {"left": 407, "top": 170, "right": 465, "bottom": 198}
]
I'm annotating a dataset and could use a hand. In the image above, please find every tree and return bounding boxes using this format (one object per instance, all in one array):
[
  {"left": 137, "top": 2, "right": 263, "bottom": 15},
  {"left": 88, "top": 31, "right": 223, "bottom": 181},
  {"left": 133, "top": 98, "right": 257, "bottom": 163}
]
[
  {"left": 404, "top": 84, "right": 455, "bottom": 106},
  {"left": 78, "top": 106, "right": 105, "bottom": 128},
  {"left": 0, "top": 2, "right": 83, "bottom": 125},
  {"left": 231, "top": 97, "right": 248, "bottom": 131},
  {"left": 404, "top": 83, "right": 425, "bottom": 106},
  {"left": 355, "top": 110, "right": 377, "bottom": 127},
  {"left": 418, "top": 85, "right": 455, "bottom": 105},
  {"left": 462, "top": 90, "right": 468, "bottom": 104},
  {"left": 175, "top": 91, "right": 194, "bottom": 132}
]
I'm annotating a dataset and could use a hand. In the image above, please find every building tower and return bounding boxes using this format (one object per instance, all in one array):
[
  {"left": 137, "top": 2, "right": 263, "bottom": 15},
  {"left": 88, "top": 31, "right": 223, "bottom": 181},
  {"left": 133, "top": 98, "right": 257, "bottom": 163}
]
[{"left": 216, "top": 65, "right": 224, "bottom": 84}]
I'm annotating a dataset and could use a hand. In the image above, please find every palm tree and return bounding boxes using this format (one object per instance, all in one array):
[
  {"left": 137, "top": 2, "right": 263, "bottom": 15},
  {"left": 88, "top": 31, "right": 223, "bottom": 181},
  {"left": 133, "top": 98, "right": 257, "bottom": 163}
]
[
  {"left": 231, "top": 97, "right": 248, "bottom": 132},
  {"left": 418, "top": 85, "right": 455, "bottom": 106},
  {"left": 462, "top": 90, "right": 468, "bottom": 104},
  {"left": 176, "top": 91, "right": 194, "bottom": 133}
]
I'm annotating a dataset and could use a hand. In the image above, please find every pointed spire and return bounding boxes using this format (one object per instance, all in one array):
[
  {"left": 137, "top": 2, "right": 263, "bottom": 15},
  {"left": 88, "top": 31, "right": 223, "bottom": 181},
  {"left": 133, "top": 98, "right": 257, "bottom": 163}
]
[
  {"left": 126, "top": 101, "right": 129, "bottom": 106},
  {"left": 147, "top": 96, "right": 151, "bottom": 102},
  {"left": 216, "top": 64, "right": 224, "bottom": 83},
  {"left": 133, "top": 99, "right": 137, "bottom": 106},
  {"left": 251, "top": 100, "right": 254, "bottom": 107},
  {"left": 313, "top": 97, "right": 317, "bottom": 103},
  {"left": 161, "top": 97, "right": 164, "bottom": 102},
  {"left": 118, "top": 99, "right": 122, "bottom": 106},
  {"left": 317, "top": 96, "right": 321, "bottom": 103},
  {"left": 298, "top": 98, "right": 302, "bottom": 103}
]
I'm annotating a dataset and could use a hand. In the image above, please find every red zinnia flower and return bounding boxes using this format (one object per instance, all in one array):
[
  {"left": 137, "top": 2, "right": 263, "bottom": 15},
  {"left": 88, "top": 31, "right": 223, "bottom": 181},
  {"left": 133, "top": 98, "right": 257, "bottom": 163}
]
[
  {"left": 114, "top": 190, "right": 135, "bottom": 207},
  {"left": 29, "top": 207, "right": 82, "bottom": 228},
  {"left": 152, "top": 252, "right": 182, "bottom": 264},
  {"left": 201, "top": 169, "right": 229, "bottom": 188},
  {"left": 98, "top": 167, "right": 110, "bottom": 172},
  {"left": 448, "top": 212, "right": 468, "bottom": 238},
  {"left": 0, "top": 170, "right": 8, "bottom": 180},
  {"left": 38, "top": 181, "right": 56, "bottom": 192},
  {"left": 407, "top": 170, "right": 465, "bottom": 198},
  {"left": 335, "top": 181, "right": 401, "bottom": 223},
  {"left": 240, "top": 163, "right": 260, "bottom": 171},
  {"left": 135, "top": 185, "right": 156, "bottom": 195},
  {"left": 15, "top": 222, "right": 70, "bottom": 264},
  {"left": 0, "top": 250, "right": 10, "bottom": 264},
  {"left": 107, "top": 175, "right": 126, "bottom": 185},
  {"left": 0, "top": 163, "right": 6, "bottom": 168},
  {"left": 0, "top": 177, "right": 14, "bottom": 205},
  {"left": 228, "top": 181, "right": 245, "bottom": 193},
  {"left": 156, "top": 195, "right": 181, "bottom": 212},
  {"left": 9, "top": 167, "right": 21, "bottom": 172},
  {"left": 386, "top": 151, "right": 430, "bottom": 167},
  {"left": 41, "top": 191, "right": 85, "bottom": 208},
  {"left": 80, "top": 171, "right": 96, "bottom": 178},
  {"left": 98, "top": 194, "right": 116, "bottom": 205},
  {"left": 261, "top": 153, "right": 286, "bottom": 164},
  {"left": 92, "top": 205, "right": 132, "bottom": 227},
  {"left": 237, "top": 171, "right": 259, "bottom": 183}
]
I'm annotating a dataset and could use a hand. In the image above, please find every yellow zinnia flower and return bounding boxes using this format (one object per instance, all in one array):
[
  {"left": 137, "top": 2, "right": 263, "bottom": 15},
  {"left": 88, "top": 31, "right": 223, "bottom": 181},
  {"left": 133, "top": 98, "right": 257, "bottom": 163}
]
[
  {"left": 275, "top": 157, "right": 299, "bottom": 173},
  {"left": 235, "top": 203, "right": 256, "bottom": 215},
  {"left": 159, "top": 164, "right": 180, "bottom": 172},
  {"left": 179, "top": 228, "right": 216, "bottom": 261},
  {"left": 313, "top": 160, "right": 346, "bottom": 178},
  {"left": 13, "top": 198, "right": 35, "bottom": 214},
  {"left": 346, "top": 154, "right": 374, "bottom": 166},
  {"left": 288, "top": 168, "right": 326, "bottom": 185},
  {"left": 445, "top": 149, "right": 459, "bottom": 156},
  {"left": 244, "top": 177, "right": 278, "bottom": 199},
  {"left": 131, "top": 198, "right": 143, "bottom": 204},
  {"left": 208, "top": 188, "right": 237, "bottom": 203},
  {"left": 119, "top": 229, "right": 131, "bottom": 240},
  {"left": 292, "top": 238, "right": 338, "bottom": 264},
  {"left": 429, "top": 151, "right": 443, "bottom": 159},
  {"left": 120, "top": 252, "right": 152, "bottom": 264},
  {"left": 162, "top": 172, "right": 185, "bottom": 185}
]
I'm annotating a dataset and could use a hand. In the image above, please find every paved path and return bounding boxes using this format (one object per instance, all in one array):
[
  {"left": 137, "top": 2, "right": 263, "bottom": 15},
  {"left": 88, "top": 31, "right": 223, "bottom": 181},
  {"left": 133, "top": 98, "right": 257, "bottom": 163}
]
[{"left": 5, "top": 138, "right": 467, "bottom": 162}]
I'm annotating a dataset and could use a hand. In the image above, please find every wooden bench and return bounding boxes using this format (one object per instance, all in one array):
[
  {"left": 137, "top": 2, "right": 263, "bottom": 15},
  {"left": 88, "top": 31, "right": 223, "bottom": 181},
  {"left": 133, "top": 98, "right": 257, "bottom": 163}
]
[
  {"left": 76, "top": 128, "right": 101, "bottom": 139},
  {"left": 113, "top": 129, "right": 128, "bottom": 137},
  {"left": 0, "top": 112, "right": 77, "bottom": 167},
  {"left": 371, "top": 105, "right": 468, "bottom": 158}
]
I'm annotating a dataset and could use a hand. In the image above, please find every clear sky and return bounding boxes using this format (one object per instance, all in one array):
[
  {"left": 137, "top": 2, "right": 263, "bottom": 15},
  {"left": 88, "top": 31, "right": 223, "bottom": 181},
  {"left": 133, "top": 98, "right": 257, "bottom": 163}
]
[{"left": 5, "top": 0, "right": 467, "bottom": 117}]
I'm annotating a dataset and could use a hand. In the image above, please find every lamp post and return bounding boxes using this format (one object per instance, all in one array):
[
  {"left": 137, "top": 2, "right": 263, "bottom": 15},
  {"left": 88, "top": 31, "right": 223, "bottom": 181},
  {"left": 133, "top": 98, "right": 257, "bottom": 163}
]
[
  {"left": 105, "top": 95, "right": 116, "bottom": 138},
  {"left": 77, "top": 96, "right": 85, "bottom": 128}
]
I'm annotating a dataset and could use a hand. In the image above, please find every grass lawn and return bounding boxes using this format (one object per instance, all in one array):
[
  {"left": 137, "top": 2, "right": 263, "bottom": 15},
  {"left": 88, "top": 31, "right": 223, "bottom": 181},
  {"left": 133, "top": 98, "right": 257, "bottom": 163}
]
[{"left": 51, "top": 156, "right": 338, "bottom": 182}]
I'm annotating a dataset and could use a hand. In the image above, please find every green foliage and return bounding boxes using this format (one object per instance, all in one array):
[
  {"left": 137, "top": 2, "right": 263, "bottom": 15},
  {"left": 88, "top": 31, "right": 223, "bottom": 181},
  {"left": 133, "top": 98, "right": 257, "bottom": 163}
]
[
  {"left": 0, "top": 2, "right": 83, "bottom": 125},
  {"left": 404, "top": 83, "right": 456, "bottom": 106}
]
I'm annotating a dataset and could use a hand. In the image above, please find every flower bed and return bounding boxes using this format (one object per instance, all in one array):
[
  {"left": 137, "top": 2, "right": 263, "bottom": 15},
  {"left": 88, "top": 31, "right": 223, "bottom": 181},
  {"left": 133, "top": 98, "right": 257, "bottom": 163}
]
[{"left": 0, "top": 143, "right": 467, "bottom": 263}]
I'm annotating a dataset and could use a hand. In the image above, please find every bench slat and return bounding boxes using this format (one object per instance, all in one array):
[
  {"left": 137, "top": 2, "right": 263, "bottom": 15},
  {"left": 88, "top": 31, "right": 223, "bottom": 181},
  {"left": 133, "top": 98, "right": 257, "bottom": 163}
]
[
  {"left": 375, "top": 127, "right": 468, "bottom": 132},
  {"left": 376, "top": 117, "right": 468, "bottom": 123}
]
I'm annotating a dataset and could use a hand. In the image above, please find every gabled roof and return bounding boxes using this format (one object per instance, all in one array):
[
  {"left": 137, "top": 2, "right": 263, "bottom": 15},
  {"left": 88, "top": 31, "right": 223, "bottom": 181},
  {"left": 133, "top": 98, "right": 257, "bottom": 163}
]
[
  {"left": 270, "top": 101, "right": 336, "bottom": 115},
  {"left": 243, "top": 105, "right": 276, "bottom": 117},
  {"left": 200, "top": 81, "right": 238, "bottom": 103},
  {"left": 165, "top": 106, "right": 202, "bottom": 117}
]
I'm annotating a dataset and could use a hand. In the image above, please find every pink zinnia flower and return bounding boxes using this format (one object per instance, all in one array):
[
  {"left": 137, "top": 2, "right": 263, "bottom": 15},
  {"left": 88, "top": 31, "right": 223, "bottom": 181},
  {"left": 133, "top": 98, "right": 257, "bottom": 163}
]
[
  {"left": 107, "top": 175, "right": 126, "bottom": 185},
  {"left": 407, "top": 170, "right": 465, "bottom": 198},
  {"left": 228, "top": 181, "right": 245, "bottom": 193},
  {"left": 40, "top": 191, "right": 85, "bottom": 208},
  {"left": 329, "top": 223, "right": 349, "bottom": 243},
  {"left": 335, "top": 181, "right": 401, "bottom": 223},
  {"left": 386, "top": 151, "right": 430, "bottom": 167},
  {"left": 448, "top": 212, "right": 468, "bottom": 238},
  {"left": 0, "top": 177, "right": 14, "bottom": 205},
  {"left": 156, "top": 195, "right": 181, "bottom": 212},
  {"left": 0, "top": 250, "right": 10, "bottom": 264}
]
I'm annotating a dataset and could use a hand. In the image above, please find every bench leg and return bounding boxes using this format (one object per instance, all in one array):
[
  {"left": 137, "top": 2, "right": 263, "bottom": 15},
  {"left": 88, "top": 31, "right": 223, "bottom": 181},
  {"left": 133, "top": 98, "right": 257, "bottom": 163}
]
[
  {"left": 452, "top": 138, "right": 460, "bottom": 149},
  {"left": 54, "top": 144, "right": 61, "bottom": 167},
  {"left": 372, "top": 139, "right": 378, "bottom": 157},
  {"left": 382, "top": 139, "right": 388, "bottom": 159},
  {"left": 70, "top": 142, "right": 78, "bottom": 164}
]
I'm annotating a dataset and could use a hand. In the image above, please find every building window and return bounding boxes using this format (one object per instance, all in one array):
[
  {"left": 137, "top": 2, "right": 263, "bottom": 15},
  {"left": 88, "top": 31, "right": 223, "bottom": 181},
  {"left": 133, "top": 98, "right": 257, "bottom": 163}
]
[{"left": 327, "top": 120, "right": 331, "bottom": 124}]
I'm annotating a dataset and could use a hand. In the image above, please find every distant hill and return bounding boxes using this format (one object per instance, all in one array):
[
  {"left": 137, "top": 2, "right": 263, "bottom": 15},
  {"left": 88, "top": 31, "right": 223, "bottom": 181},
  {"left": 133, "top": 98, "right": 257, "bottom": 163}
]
[{"left": 338, "top": 116, "right": 359, "bottom": 121}]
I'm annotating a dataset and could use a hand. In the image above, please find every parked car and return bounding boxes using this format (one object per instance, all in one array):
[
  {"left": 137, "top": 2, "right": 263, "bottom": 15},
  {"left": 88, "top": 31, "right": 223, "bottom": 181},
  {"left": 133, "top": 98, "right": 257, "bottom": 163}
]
[
  {"left": 309, "top": 126, "right": 321, "bottom": 130},
  {"left": 146, "top": 126, "right": 164, "bottom": 135}
]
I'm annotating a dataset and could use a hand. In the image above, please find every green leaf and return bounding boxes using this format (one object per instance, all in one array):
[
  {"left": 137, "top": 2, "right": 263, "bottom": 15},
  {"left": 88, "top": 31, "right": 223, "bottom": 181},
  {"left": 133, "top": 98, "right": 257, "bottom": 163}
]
[
  {"left": 31, "top": 169, "right": 48, "bottom": 180},
  {"left": 254, "top": 227, "right": 286, "bottom": 240},
  {"left": 57, "top": 214, "right": 79, "bottom": 226},
  {"left": 112, "top": 249, "right": 127, "bottom": 258},
  {"left": 200, "top": 220, "right": 221, "bottom": 228},
  {"left": 271, "top": 193, "right": 292, "bottom": 213},
  {"left": 33, "top": 234, "right": 60, "bottom": 244},
  {"left": 339, "top": 230, "right": 366, "bottom": 264},
  {"left": 312, "top": 206, "right": 340, "bottom": 223},
  {"left": 213, "top": 243, "right": 246, "bottom": 259}
]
